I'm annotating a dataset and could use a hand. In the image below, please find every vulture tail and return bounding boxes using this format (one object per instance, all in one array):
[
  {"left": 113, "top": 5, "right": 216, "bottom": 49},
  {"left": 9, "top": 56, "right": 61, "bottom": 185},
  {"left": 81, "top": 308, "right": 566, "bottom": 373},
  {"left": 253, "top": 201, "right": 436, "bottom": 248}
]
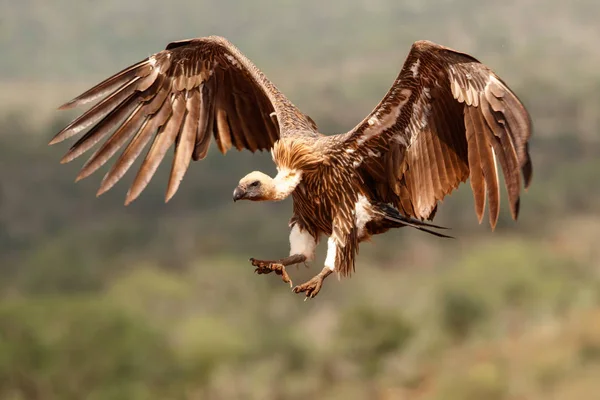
[{"left": 373, "top": 203, "right": 454, "bottom": 239}]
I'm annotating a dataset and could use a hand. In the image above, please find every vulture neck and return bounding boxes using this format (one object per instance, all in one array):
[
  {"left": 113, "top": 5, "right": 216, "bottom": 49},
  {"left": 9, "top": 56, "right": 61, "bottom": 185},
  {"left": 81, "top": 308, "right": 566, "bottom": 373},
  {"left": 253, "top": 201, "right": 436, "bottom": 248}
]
[{"left": 271, "top": 168, "right": 302, "bottom": 201}]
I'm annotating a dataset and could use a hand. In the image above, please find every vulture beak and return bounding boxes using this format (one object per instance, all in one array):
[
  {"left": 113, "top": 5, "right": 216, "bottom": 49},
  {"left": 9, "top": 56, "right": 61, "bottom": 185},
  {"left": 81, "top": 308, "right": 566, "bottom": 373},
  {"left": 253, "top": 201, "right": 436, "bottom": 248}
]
[{"left": 233, "top": 186, "right": 245, "bottom": 202}]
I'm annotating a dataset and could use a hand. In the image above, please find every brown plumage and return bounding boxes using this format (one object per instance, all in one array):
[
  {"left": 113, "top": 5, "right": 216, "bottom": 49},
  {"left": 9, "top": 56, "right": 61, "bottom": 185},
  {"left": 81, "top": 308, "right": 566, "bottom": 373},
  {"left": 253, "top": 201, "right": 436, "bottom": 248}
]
[{"left": 51, "top": 37, "right": 532, "bottom": 299}]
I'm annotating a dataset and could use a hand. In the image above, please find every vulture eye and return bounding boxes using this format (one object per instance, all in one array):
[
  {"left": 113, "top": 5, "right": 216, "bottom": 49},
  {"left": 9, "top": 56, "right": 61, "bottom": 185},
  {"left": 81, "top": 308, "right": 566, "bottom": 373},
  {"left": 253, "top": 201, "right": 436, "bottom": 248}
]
[{"left": 250, "top": 181, "right": 261, "bottom": 188}]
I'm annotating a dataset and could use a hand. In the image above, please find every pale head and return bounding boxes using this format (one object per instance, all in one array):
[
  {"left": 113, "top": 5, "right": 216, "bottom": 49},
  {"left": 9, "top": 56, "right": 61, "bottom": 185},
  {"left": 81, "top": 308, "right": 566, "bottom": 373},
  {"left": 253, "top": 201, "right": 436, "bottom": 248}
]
[
  {"left": 233, "top": 168, "right": 302, "bottom": 202},
  {"left": 233, "top": 171, "right": 273, "bottom": 202}
]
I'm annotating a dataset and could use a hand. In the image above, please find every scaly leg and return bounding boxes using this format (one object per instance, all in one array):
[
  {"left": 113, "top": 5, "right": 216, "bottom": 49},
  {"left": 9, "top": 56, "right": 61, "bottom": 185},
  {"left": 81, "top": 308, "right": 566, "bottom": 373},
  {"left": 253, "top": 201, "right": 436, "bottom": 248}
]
[
  {"left": 250, "top": 224, "right": 317, "bottom": 287},
  {"left": 292, "top": 266, "right": 333, "bottom": 299},
  {"left": 250, "top": 254, "right": 306, "bottom": 287},
  {"left": 293, "top": 236, "right": 337, "bottom": 299}
]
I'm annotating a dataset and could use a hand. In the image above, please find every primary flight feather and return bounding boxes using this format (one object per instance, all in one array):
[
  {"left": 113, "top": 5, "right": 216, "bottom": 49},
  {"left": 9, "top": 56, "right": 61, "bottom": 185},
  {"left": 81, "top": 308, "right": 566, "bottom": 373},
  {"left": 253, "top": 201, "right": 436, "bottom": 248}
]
[{"left": 51, "top": 36, "right": 532, "bottom": 298}]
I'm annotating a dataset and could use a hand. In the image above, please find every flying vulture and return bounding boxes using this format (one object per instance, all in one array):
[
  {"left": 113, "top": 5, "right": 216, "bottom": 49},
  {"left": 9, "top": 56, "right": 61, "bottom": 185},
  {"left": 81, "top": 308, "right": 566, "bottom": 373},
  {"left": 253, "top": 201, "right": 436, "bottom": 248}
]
[{"left": 50, "top": 36, "right": 532, "bottom": 298}]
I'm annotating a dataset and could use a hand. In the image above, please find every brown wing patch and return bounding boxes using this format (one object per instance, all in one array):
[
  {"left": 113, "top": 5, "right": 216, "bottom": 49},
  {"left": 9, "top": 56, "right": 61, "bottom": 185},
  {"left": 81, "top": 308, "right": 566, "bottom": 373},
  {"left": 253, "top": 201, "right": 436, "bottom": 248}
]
[
  {"left": 399, "top": 82, "right": 470, "bottom": 220},
  {"left": 345, "top": 40, "right": 532, "bottom": 229},
  {"left": 51, "top": 36, "right": 316, "bottom": 204}
]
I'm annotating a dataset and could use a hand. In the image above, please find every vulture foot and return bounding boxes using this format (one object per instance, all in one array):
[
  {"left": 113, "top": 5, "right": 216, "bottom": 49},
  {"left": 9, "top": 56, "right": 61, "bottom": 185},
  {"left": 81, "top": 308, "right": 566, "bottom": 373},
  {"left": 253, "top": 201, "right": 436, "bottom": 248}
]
[
  {"left": 249, "top": 254, "right": 307, "bottom": 287},
  {"left": 250, "top": 258, "right": 292, "bottom": 287},
  {"left": 293, "top": 267, "right": 333, "bottom": 300}
]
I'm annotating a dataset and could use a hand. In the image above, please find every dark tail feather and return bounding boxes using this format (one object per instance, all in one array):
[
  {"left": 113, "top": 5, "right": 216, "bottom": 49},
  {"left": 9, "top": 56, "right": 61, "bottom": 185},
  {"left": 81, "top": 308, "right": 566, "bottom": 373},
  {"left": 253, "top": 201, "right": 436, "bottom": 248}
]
[{"left": 375, "top": 203, "right": 454, "bottom": 239}]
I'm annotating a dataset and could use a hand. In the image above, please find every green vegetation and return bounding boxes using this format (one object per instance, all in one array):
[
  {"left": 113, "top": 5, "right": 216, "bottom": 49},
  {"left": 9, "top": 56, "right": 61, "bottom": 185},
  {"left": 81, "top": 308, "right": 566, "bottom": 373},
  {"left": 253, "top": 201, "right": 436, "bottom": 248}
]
[{"left": 2, "top": 0, "right": 600, "bottom": 398}]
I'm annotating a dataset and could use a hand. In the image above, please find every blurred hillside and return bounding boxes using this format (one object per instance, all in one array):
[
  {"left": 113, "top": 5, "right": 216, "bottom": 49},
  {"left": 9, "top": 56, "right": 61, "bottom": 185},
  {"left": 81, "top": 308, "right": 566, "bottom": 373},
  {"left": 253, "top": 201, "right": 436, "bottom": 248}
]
[{"left": 1, "top": 0, "right": 600, "bottom": 399}]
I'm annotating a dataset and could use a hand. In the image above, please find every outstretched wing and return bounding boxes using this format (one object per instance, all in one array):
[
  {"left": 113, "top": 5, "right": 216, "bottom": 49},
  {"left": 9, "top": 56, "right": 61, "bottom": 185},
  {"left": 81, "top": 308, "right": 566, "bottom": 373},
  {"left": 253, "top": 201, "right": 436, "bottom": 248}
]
[
  {"left": 341, "top": 40, "right": 532, "bottom": 229},
  {"left": 50, "top": 36, "right": 317, "bottom": 204}
]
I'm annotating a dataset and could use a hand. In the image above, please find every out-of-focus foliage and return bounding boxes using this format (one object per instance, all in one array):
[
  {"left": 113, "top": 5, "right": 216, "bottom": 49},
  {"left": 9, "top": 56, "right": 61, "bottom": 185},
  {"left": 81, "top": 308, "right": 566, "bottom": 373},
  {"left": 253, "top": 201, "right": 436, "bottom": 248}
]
[{"left": 1, "top": 0, "right": 600, "bottom": 399}]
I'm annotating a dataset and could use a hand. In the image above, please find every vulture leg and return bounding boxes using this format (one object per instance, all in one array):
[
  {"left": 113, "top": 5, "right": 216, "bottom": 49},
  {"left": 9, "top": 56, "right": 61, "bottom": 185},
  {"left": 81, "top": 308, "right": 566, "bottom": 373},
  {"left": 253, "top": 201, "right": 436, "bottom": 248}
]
[
  {"left": 292, "top": 266, "right": 333, "bottom": 300},
  {"left": 250, "top": 254, "right": 307, "bottom": 287},
  {"left": 249, "top": 223, "right": 317, "bottom": 287},
  {"left": 293, "top": 235, "right": 337, "bottom": 299}
]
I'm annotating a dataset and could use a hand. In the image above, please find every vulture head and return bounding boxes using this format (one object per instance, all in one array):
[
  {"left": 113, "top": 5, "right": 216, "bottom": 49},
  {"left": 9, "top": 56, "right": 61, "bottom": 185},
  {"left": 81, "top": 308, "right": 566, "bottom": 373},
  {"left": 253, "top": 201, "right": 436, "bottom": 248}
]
[
  {"left": 233, "top": 171, "right": 275, "bottom": 202},
  {"left": 233, "top": 168, "right": 303, "bottom": 202}
]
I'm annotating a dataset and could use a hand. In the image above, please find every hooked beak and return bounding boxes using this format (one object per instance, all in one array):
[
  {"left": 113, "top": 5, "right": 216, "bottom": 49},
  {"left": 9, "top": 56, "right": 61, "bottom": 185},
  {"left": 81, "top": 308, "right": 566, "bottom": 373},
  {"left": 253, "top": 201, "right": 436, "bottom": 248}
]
[{"left": 233, "top": 186, "right": 245, "bottom": 202}]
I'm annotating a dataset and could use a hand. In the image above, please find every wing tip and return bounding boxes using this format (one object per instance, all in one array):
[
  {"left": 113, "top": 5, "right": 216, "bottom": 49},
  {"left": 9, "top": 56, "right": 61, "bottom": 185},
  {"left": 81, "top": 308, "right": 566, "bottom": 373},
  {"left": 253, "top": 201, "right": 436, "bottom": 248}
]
[
  {"left": 58, "top": 100, "right": 78, "bottom": 111},
  {"left": 60, "top": 150, "right": 77, "bottom": 164},
  {"left": 522, "top": 160, "right": 533, "bottom": 189},
  {"left": 164, "top": 186, "right": 177, "bottom": 203},
  {"left": 124, "top": 191, "right": 137, "bottom": 206},
  {"left": 476, "top": 212, "right": 484, "bottom": 225},
  {"left": 474, "top": 192, "right": 485, "bottom": 225},
  {"left": 49, "top": 130, "right": 72, "bottom": 146},
  {"left": 490, "top": 214, "right": 498, "bottom": 232},
  {"left": 489, "top": 204, "right": 500, "bottom": 232},
  {"left": 74, "top": 161, "right": 99, "bottom": 182},
  {"left": 510, "top": 197, "right": 521, "bottom": 221},
  {"left": 74, "top": 173, "right": 85, "bottom": 183},
  {"left": 165, "top": 168, "right": 184, "bottom": 202},
  {"left": 96, "top": 183, "right": 110, "bottom": 198},
  {"left": 124, "top": 179, "right": 148, "bottom": 207}
]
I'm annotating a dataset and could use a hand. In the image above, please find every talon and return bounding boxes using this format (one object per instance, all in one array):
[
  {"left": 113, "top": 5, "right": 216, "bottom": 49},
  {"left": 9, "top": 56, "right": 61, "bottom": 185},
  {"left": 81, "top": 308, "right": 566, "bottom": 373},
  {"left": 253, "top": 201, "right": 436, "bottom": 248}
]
[
  {"left": 250, "top": 259, "right": 292, "bottom": 286},
  {"left": 271, "top": 263, "right": 292, "bottom": 286},
  {"left": 293, "top": 274, "right": 325, "bottom": 299},
  {"left": 250, "top": 258, "right": 267, "bottom": 268}
]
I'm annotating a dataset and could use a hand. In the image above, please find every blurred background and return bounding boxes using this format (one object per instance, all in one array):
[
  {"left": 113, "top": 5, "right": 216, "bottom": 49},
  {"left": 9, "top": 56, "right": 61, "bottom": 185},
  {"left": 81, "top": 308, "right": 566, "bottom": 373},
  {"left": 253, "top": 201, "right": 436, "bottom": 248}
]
[{"left": 2, "top": 0, "right": 600, "bottom": 399}]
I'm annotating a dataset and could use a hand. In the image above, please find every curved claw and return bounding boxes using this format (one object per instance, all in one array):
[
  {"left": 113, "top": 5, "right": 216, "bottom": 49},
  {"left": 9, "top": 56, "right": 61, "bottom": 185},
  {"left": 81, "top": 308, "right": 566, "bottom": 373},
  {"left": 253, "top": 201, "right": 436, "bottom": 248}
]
[
  {"left": 250, "top": 257, "right": 266, "bottom": 267},
  {"left": 251, "top": 259, "right": 292, "bottom": 287},
  {"left": 293, "top": 275, "right": 324, "bottom": 299}
]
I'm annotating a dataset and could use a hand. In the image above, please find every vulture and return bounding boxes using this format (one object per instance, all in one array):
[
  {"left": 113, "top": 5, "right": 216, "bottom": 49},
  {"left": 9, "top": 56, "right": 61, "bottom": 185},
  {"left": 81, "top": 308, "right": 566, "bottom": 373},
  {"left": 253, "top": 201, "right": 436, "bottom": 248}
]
[{"left": 50, "top": 36, "right": 532, "bottom": 299}]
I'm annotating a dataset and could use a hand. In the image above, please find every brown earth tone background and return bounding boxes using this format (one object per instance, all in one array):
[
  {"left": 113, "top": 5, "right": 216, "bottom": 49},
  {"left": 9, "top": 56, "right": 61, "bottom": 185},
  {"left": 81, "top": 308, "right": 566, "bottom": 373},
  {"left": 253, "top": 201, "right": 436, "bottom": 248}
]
[{"left": 2, "top": 0, "right": 600, "bottom": 399}]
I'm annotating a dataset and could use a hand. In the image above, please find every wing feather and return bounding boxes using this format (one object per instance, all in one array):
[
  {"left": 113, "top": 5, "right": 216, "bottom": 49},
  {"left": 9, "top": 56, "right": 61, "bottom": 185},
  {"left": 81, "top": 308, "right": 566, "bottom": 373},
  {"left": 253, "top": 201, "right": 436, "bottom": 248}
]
[
  {"left": 50, "top": 76, "right": 142, "bottom": 145},
  {"left": 232, "top": 90, "right": 260, "bottom": 151},
  {"left": 59, "top": 92, "right": 140, "bottom": 164},
  {"left": 480, "top": 91, "right": 522, "bottom": 220},
  {"left": 58, "top": 60, "right": 152, "bottom": 110},
  {"left": 192, "top": 81, "right": 215, "bottom": 161},
  {"left": 221, "top": 71, "right": 250, "bottom": 151},
  {"left": 466, "top": 106, "right": 500, "bottom": 228},
  {"left": 464, "top": 109, "right": 486, "bottom": 223},
  {"left": 126, "top": 94, "right": 187, "bottom": 205},
  {"left": 344, "top": 40, "right": 532, "bottom": 228},
  {"left": 96, "top": 94, "right": 172, "bottom": 196},
  {"left": 61, "top": 73, "right": 169, "bottom": 166},
  {"left": 74, "top": 102, "right": 147, "bottom": 181},
  {"left": 429, "top": 117, "right": 448, "bottom": 197},
  {"left": 52, "top": 36, "right": 317, "bottom": 203},
  {"left": 166, "top": 89, "right": 201, "bottom": 202}
]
